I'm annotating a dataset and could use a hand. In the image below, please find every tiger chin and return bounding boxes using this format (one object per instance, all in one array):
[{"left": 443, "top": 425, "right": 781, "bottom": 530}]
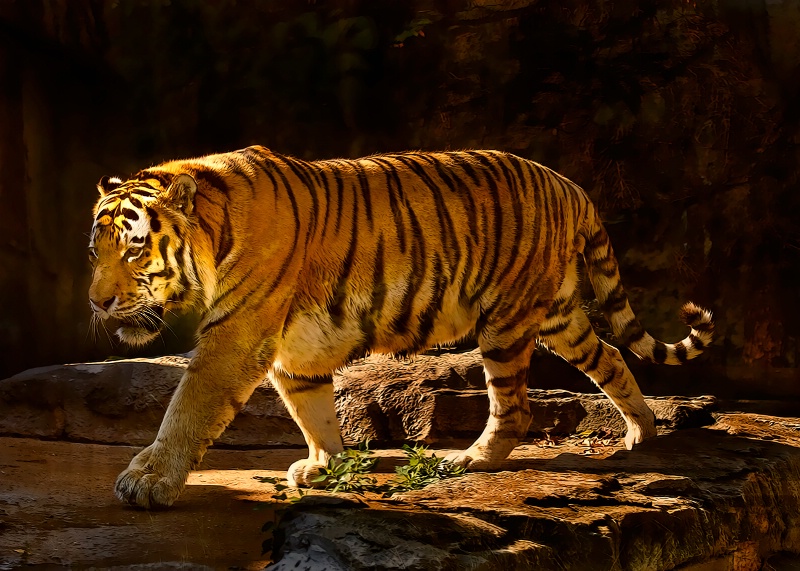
[
  {"left": 88, "top": 145, "right": 714, "bottom": 509},
  {"left": 115, "top": 321, "right": 161, "bottom": 347}
]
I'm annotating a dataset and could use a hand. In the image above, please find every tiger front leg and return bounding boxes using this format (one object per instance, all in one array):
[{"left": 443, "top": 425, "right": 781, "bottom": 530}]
[
  {"left": 269, "top": 369, "right": 344, "bottom": 487},
  {"left": 115, "top": 340, "right": 266, "bottom": 509}
]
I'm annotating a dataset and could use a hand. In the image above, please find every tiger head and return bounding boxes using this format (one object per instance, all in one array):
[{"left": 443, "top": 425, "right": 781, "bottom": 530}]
[{"left": 88, "top": 172, "right": 197, "bottom": 346}]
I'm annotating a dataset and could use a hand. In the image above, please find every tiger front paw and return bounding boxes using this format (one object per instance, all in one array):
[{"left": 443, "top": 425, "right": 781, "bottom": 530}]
[
  {"left": 114, "top": 444, "right": 188, "bottom": 509},
  {"left": 286, "top": 458, "right": 329, "bottom": 488}
]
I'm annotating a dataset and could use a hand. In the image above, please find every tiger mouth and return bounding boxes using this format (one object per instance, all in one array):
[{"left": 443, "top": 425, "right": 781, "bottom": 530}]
[{"left": 116, "top": 305, "right": 166, "bottom": 333}]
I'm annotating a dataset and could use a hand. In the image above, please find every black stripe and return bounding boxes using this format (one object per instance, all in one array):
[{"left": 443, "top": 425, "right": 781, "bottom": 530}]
[
  {"left": 601, "top": 282, "right": 628, "bottom": 314},
  {"left": 618, "top": 319, "right": 646, "bottom": 345},
  {"left": 490, "top": 163, "right": 551, "bottom": 333},
  {"left": 130, "top": 236, "right": 145, "bottom": 244},
  {"left": 482, "top": 329, "right": 537, "bottom": 364},
  {"left": 652, "top": 341, "right": 668, "bottom": 364},
  {"left": 587, "top": 228, "right": 609, "bottom": 253},
  {"left": 468, "top": 152, "right": 504, "bottom": 303},
  {"left": 674, "top": 342, "right": 688, "bottom": 363},
  {"left": 200, "top": 253, "right": 292, "bottom": 335},
  {"left": 333, "top": 165, "right": 345, "bottom": 235},
  {"left": 487, "top": 374, "right": 525, "bottom": 389},
  {"left": 489, "top": 155, "right": 525, "bottom": 284},
  {"left": 367, "top": 157, "right": 407, "bottom": 254},
  {"left": 158, "top": 234, "right": 169, "bottom": 260},
  {"left": 464, "top": 207, "right": 489, "bottom": 301},
  {"left": 583, "top": 342, "right": 604, "bottom": 372},
  {"left": 215, "top": 206, "right": 233, "bottom": 267},
  {"left": 538, "top": 319, "right": 571, "bottom": 338},
  {"left": 269, "top": 161, "right": 304, "bottom": 249},
  {"left": 128, "top": 187, "right": 159, "bottom": 197},
  {"left": 134, "top": 171, "right": 171, "bottom": 190},
  {"left": 360, "top": 236, "right": 387, "bottom": 348},
  {"left": 353, "top": 161, "right": 374, "bottom": 230},
  {"left": 567, "top": 345, "right": 593, "bottom": 367},
  {"left": 458, "top": 155, "right": 482, "bottom": 187},
  {"left": 448, "top": 155, "right": 479, "bottom": 235},
  {"left": 486, "top": 163, "right": 544, "bottom": 323},
  {"left": 568, "top": 325, "right": 593, "bottom": 348},
  {"left": 149, "top": 235, "right": 174, "bottom": 279},
  {"left": 458, "top": 240, "right": 475, "bottom": 305},
  {"left": 395, "top": 156, "right": 461, "bottom": 272},
  {"left": 198, "top": 216, "right": 215, "bottom": 244},
  {"left": 212, "top": 265, "right": 257, "bottom": 306},
  {"left": 597, "top": 368, "right": 619, "bottom": 388},
  {"left": 688, "top": 333, "right": 706, "bottom": 350},
  {"left": 222, "top": 155, "right": 256, "bottom": 194},
  {"left": 510, "top": 153, "right": 528, "bottom": 198},
  {"left": 593, "top": 256, "right": 617, "bottom": 278},
  {"left": 317, "top": 166, "right": 333, "bottom": 241},
  {"left": 122, "top": 219, "right": 132, "bottom": 231},
  {"left": 545, "top": 290, "right": 578, "bottom": 320},
  {"left": 389, "top": 208, "right": 426, "bottom": 334},
  {"left": 279, "top": 374, "right": 335, "bottom": 395},
  {"left": 327, "top": 186, "right": 359, "bottom": 328},
  {"left": 146, "top": 207, "right": 161, "bottom": 232},
  {"left": 693, "top": 321, "right": 714, "bottom": 334},
  {"left": 175, "top": 241, "right": 190, "bottom": 294},
  {"left": 278, "top": 155, "right": 320, "bottom": 239},
  {"left": 193, "top": 165, "right": 231, "bottom": 195},
  {"left": 120, "top": 207, "right": 140, "bottom": 221},
  {"left": 414, "top": 253, "right": 448, "bottom": 350}
]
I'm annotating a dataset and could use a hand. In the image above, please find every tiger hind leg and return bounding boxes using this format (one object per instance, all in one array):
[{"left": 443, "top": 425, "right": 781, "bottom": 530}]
[
  {"left": 445, "top": 331, "right": 536, "bottom": 469},
  {"left": 540, "top": 304, "right": 657, "bottom": 449},
  {"left": 269, "top": 369, "right": 344, "bottom": 486}
]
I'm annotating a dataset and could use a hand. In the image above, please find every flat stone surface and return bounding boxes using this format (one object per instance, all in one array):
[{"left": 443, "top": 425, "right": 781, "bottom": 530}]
[
  {"left": 2, "top": 413, "right": 800, "bottom": 569},
  {"left": 268, "top": 413, "right": 800, "bottom": 570}
]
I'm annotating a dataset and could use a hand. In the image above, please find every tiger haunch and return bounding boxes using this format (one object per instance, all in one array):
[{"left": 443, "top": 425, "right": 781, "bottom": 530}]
[{"left": 87, "top": 146, "right": 714, "bottom": 508}]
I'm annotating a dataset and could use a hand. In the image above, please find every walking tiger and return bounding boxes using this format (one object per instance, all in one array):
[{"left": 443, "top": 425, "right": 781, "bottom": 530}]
[{"left": 87, "top": 146, "right": 713, "bottom": 508}]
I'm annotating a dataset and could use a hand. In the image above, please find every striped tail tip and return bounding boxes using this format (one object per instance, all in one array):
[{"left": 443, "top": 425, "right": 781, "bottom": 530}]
[
  {"left": 627, "top": 301, "right": 714, "bottom": 365},
  {"left": 679, "top": 301, "right": 715, "bottom": 351}
]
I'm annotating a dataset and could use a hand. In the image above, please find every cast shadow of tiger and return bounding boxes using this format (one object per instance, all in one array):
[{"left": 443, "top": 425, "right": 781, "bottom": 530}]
[{"left": 485, "top": 426, "right": 798, "bottom": 482}]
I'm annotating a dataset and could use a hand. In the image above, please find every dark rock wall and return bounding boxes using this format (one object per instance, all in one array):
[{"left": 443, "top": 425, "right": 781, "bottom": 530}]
[{"left": 0, "top": 0, "right": 798, "bottom": 388}]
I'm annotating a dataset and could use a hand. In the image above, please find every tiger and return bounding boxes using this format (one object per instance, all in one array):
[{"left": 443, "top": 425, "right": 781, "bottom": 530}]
[{"left": 87, "top": 145, "right": 714, "bottom": 508}]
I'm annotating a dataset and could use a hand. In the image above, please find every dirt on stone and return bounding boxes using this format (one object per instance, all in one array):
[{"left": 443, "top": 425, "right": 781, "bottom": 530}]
[
  {"left": 4, "top": 413, "right": 800, "bottom": 570},
  {"left": 0, "top": 439, "right": 304, "bottom": 569},
  {"left": 0, "top": 434, "right": 626, "bottom": 569}
]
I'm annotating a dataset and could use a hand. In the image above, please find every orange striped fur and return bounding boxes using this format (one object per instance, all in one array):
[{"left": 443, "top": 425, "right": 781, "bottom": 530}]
[{"left": 87, "top": 146, "right": 713, "bottom": 508}]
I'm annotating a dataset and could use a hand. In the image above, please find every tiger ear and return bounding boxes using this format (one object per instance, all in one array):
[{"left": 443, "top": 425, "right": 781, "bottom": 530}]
[
  {"left": 97, "top": 176, "right": 122, "bottom": 196},
  {"left": 164, "top": 173, "right": 197, "bottom": 215}
]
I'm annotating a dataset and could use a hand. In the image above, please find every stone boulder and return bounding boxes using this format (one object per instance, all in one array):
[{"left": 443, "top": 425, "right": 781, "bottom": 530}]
[
  {"left": 0, "top": 350, "right": 715, "bottom": 447},
  {"left": 267, "top": 414, "right": 800, "bottom": 571}
]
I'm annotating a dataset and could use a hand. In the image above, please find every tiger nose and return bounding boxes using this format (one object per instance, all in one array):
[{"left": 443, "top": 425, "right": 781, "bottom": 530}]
[{"left": 90, "top": 296, "right": 116, "bottom": 312}]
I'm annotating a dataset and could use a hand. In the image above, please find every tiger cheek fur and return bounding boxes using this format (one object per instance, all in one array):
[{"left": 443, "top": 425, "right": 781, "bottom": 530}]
[{"left": 89, "top": 146, "right": 713, "bottom": 508}]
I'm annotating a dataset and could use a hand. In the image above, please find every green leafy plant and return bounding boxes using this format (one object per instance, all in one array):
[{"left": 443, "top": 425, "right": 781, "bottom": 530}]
[
  {"left": 385, "top": 443, "right": 466, "bottom": 494},
  {"left": 254, "top": 441, "right": 465, "bottom": 501},
  {"left": 312, "top": 439, "right": 379, "bottom": 493}
]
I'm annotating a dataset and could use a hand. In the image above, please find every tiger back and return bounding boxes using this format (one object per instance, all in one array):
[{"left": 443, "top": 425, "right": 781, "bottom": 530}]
[{"left": 87, "top": 145, "right": 713, "bottom": 508}]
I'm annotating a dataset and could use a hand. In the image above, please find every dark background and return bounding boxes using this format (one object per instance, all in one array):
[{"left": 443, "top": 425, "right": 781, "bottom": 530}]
[{"left": 0, "top": 0, "right": 798, "bottom": 398}]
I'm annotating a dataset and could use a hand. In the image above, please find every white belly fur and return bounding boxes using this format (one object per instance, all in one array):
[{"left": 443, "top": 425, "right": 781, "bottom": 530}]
[{"left": 275, "top": 290, "right": 479, "bottom": 376}]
